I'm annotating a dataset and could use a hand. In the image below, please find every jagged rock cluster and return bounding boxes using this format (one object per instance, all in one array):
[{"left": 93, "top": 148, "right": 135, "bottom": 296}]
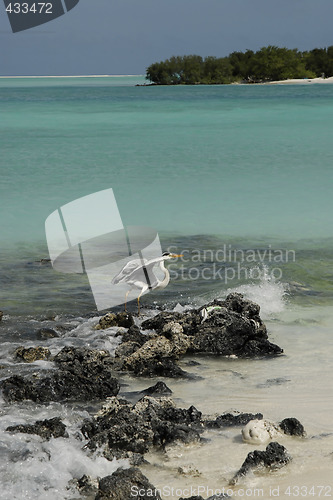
[
  {"left": 230, "top": 441, "right": 291, "bottom": 485},
  {"left": 0, "top": 294, "right": 294, "bottom": 499},
  {"left": 6, "top": 416, "right": 68, "bottom": 440},
  {"left": 2, "top": 347, "right": 120, "bottom": 403},
  {"left": 81, "top": 395, "right": 203, "bottom": 463},
  {"left": 110, "top": 293, "right": 284, "bottom": 377},
  {"left": 14, "top": 346, "right": 51, "bottom": 363},
  {"left": 3, "top": 390, "right": 305, "bottom": 499}
]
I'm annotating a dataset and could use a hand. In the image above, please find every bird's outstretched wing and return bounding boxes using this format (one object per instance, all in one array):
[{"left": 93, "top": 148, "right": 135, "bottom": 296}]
[{"left": 112, "top": 258, "right": 148, "bottom": 284}]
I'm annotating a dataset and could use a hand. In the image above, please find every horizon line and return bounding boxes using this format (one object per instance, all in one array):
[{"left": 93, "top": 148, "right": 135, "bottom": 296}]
[{"left": 0, "top": 74, "right": 145, "bottom": 79}]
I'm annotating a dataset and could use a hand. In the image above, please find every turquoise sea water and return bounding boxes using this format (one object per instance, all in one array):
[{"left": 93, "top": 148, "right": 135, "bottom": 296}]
[
  {"left": 1, "top": 77, "right": 333, "bottom": 242},
  {"left": 0, "top": 76, "right": 333, "bottom": 315},
  {"left": 0, "top": 76, "right": 333, "bottom": 499}
]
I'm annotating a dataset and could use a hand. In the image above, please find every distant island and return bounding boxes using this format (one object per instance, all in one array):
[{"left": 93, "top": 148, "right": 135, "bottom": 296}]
[{"left": 145, "top": 45, "right": 333, "bottom": 85}]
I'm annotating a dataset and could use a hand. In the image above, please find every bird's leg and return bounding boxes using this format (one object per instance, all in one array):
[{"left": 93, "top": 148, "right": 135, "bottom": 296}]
[
  {"left": 124, "top": 289, "right": 131, "bottom": 312},
  {"left": 136, "top": 286, "right": 147, "bottom": 316}
]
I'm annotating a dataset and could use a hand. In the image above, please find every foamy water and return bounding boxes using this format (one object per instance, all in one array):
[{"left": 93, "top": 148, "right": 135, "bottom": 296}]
[
  {"left": 0, "top": 401, "right": 128, "bottom": 499},
  {"left": 228, "top": 266, "right": 289, "bottom": 319}
]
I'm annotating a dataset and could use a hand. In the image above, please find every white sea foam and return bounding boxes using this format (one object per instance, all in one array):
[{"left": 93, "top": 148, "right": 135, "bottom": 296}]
[
  {"left": 172, "top": 303, "right": 194, "bottom": 313},
  {"left": 0, "top": 435, "right": 127, "bottom": 499},
  {"left": 0, "top": 402, "right": 128, "bottom": 500},
  {"left": 18, "top": 316, "right": 124, "bottom": 357},
  {"left": 57, "top": 316, "right": 122, "bottom": 354},
  {"left": 226, "top": 266, "right": 288, "bottom": 319}
]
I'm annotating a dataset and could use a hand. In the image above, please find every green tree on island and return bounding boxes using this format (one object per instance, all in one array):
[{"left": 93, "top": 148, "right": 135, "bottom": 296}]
[{"left": 146, "top": 45, "right": 333, "bottom": 84}]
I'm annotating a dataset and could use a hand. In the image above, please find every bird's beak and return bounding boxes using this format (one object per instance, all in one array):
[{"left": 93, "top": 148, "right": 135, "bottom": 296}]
[{"left": 171, "top": 253, "right": 183, "bottom": 258}]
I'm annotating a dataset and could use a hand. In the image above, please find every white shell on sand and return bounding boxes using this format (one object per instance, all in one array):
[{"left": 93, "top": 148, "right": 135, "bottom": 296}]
[{"left": 242, "top": 419, "right": 281, "bottom": 445}]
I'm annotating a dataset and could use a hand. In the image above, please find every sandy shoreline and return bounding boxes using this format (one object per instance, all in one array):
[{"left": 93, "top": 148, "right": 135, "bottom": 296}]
[{"left": 268, "top": 76, "right": 333, "bottom": 84}]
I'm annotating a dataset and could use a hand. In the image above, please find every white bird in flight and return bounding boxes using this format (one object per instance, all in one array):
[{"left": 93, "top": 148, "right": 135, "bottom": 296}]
[{"left": 112, "top": 251, "right": 183, "bottom": 314}]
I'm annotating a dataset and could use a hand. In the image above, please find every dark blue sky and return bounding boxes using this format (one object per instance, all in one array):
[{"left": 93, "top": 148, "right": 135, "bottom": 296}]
[{"left": 1, "top": 0, "right": 333, "bottom": 76}]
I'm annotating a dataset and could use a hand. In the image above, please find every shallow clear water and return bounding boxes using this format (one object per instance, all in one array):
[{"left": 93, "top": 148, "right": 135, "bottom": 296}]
[
  {"left": 1, "top": 78, "right": 333, "bottom": 244},
  {"left": 0, "top": 77, "right": 332, "bottom": 498}
]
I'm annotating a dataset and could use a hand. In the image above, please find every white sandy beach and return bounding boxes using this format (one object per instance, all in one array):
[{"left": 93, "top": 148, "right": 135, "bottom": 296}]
[{"left": 269, "top": 76, "right": 333, "bottom": 84}]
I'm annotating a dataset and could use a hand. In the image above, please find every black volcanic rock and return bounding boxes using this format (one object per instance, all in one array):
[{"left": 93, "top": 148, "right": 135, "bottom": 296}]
[
  {"left": 95, "top": 312, "right": 135, "bottom": 330},
  {"left": 205, "top": 411, "right": 263, "bottom": 428},
  {"left": 1, "top": 375, "right": 36, "bottom": 402},
  {"left": 141, "top": 381, "right": 173, "bottom": 396},
  {"left": 120, "top": 332, "right": 191, "bottom": 378},
  {"left": 114, "top": 341, "right": 142, "bottom": 359},
  {"left": 111, "top": 294, "right": 283, "bottom": 380},
  {"left": 82, "top": 396, "right": 202, "bottom": 459},
  {"left": 238, "top": 338, "right": 283, "bottom": 357},
  {"left": 82, "top": 398, "right": 154, "bottom": 455},
  {"left": 280, "top": 417, "right": 306, "bottom": 437},
  {"left": 179, "top": 495, "right": 204, "bottom": 500},
  {"left": 73, "top": 475, "right": 99, "bottom": 497},
  {"left": 230, "top": 441, "right": 291, "bottom": 484},
  {"left": 14, "top": 346, "right": 51, "bottom": 363},
  {"left": 141, "top": 293, "right": 283, "bottom": 358},
  {"left": 124, "top": 355, "right": 189, "bottom": 378},
  {"left": 142, "top": 311, "right": 186, "bottom": 334},
  {"left": 179, "top": 497, "right": 205, "bottom": 500},
  {"left": 6, "top": 416, "right": 68, "bottom": 440},
  {"left": 95, "top": 467, "right": 162, "bottom": 500},
  {"left": 117, "top": 324, "right": 152, "bottom": 346},
  {"left": 36, "top": 327, "right": 59, "bottom": 339},
  {"left": 1, "top": 347, "right": 120, "bottom": 403}
]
